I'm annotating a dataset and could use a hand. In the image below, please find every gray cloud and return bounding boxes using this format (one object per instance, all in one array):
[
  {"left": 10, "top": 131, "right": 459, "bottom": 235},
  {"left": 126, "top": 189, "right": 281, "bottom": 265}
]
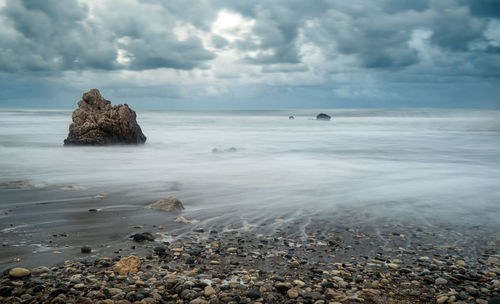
[
  {"left": 0, "top": 0, "right": 215, "bottom": 72},
  {"left": 0, "top": 0, "right": 498, "bottom": 109}
]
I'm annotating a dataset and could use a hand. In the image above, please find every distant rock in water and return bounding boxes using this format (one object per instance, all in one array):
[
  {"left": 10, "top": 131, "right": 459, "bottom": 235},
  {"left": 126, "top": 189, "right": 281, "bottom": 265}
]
[
  {"left": 289, "top": 115, "right": 295, "bottom": 119},
  {"left": 316, "top": 113, "right": 331, "bottom": 120},
  {"left": 64, "top": 89, "right": 146, "bottom": 145}
]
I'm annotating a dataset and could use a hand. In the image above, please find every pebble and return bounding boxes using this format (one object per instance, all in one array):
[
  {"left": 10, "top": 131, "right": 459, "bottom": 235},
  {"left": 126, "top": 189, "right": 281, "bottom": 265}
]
[
  {"left": 8, "top": 267, "right": 31, "bottom": 278},
  {"left": 287, "top": 288, "right": 299, "bottom": 298},
  {"left": 435, "top": 278, "right": 448, "bottom": 285},
  {"left": 204, "top": 285, "right": 216, "bottom": 297}
]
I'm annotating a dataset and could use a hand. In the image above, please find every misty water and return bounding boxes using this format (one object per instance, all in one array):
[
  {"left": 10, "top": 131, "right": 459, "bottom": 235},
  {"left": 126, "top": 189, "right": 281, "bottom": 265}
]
[{"left": 1, "top": 109, "right": 500, "bottom": 266}]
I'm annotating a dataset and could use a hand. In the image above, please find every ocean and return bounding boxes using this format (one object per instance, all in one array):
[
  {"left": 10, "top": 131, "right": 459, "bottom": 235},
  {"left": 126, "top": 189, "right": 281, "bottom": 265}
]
[{"left": 1, "top": 109, "right": 500, "bottom": 267}]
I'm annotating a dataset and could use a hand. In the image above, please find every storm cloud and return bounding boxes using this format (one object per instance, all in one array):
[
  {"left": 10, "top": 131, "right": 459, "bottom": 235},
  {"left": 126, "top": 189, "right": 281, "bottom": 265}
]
[{"left": 0, "top": 0, "right": 498, "bottom": 108}]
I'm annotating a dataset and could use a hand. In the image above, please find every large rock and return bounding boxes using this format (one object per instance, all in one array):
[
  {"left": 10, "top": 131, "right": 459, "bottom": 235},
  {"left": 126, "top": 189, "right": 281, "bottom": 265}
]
[
  {"left": 316, "top": 113, "right": 331, "bottom": 120},
  {"left": 64, "top": 89, "right": 146, "bottom": 145},
  {"left": 151, "top": 197, "right": 185, "bottom": 211}
]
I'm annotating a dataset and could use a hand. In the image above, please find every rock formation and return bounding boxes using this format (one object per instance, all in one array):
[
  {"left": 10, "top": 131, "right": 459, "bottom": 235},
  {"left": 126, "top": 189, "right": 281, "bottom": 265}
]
[
  {"left": 150, "top": 197, "right": 185, "bottom": 211},
  {"left": 64, "top": 89, "right": 146, "bottom": 145},
  {"left": 316, "top": 113, "right": 331, "bottom": 120}
]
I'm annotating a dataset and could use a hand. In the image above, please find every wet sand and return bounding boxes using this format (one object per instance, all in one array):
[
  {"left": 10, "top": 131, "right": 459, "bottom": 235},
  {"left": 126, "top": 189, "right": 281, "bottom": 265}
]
[{"left": 1, "top": 184, "right": 500, "bottom": 303}]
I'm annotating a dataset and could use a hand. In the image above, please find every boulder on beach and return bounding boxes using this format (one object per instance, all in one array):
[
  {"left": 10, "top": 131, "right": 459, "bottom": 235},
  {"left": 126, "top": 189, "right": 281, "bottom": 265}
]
[
  {"left": 64, "top": 89, "right": 146, "bottom": 145},
  {"left": 151, "top": 197, "right": 185, "bottom": 211},
  {"left": 316, "top": 113, "right": 331, "bottom": 121}
]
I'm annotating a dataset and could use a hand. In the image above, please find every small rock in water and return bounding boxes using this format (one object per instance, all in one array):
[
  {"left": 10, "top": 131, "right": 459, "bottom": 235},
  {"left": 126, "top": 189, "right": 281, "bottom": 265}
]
[
  {"left": 0, "top": 180, "right": 31, "bottom": 189},
  {"left": 131, "top": 232, "right": 155, "bottom": 242},
  {"left": 289, "top": 115, "right": 295, "bottom": 119},
  {"left": 60, "top": 185, "right": 87, "bottom": 190},
  {"left": 9, "top": 267, "right": 31, "bottom": 278},
  {"left": 175, "top": 216, "right": 191, "bottom": 224},
  {"left": 81, "top": 246, "right": 92, "bottom": 253},
  {"left": 88, "top": 209, "right": 98, "bottom": 213},
  {"left": 150, "top": 197, "right": 184, "bottom": 211}
]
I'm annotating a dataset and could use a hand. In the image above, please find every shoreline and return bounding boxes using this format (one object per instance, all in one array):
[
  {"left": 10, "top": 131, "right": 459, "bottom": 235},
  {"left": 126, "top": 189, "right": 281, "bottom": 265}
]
[{"left": 2, "top": 219, "right": 500, "bottom": 303}]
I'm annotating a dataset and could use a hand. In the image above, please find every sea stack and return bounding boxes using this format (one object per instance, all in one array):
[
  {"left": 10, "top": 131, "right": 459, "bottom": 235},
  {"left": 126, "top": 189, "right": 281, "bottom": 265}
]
[
  {"left": 64, "top": 89, "right": 146, "bottom": 145},
  {"left": 316, "top": 113, "right": 331, "bottom": 121}
]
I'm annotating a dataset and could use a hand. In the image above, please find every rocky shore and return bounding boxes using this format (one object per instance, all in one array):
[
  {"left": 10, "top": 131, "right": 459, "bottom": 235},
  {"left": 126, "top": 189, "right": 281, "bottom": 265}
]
[{"left": 2, "top": 224, "right": 500, "bottom": 304}]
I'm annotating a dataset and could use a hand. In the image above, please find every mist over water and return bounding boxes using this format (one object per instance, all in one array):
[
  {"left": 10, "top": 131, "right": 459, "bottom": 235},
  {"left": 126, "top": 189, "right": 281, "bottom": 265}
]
[{"left": 1, "top": 109, "right": 500, "bottom": 234}]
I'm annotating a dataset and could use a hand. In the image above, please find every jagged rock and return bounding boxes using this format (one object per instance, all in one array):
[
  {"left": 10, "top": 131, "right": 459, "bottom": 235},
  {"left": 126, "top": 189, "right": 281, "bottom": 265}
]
[
  {"left": 316, "top": 113, "right": 331, "bottom": 120},
  {"left": 64, "top": 89, "right": 146, "bottom": 145},
  {"left": 150, "top": 197, "right": 185, "bottom": 211},
  {"left": 111, "top": 255, "right": 141, "bottom": 275}
]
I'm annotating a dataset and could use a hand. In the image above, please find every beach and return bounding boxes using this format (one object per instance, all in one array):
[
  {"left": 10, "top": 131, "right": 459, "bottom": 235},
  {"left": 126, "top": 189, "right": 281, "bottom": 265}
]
[{"left": 1, "top": 109, "right": 500, "bottom": 303}]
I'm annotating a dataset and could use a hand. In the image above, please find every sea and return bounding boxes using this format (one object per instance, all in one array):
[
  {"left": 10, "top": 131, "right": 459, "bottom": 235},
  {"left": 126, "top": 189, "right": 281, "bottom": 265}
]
[{"left": 1, "top": 109, "right": 500, "bottom": 267}]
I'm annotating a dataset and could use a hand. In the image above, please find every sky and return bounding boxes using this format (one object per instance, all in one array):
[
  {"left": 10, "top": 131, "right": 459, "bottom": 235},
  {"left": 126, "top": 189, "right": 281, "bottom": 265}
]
[{"left": 0, "top": 0, "right": 499, "bottom": 110}]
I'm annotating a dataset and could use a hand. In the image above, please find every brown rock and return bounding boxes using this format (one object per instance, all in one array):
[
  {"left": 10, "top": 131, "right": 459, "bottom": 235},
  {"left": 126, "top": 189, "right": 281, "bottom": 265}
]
[
  {"left": 9, "top": 267, "right": 31, "bottom": 278},
  {"left": 64, "top": 89, "right": 146, "bottom": 145},
  {"left": 151, "top": 197, "right": 185, "bottom": 211},
  {"left": 287, "top": 288, "right": 299, "bottom": 299},
  {"left": 111, "top": 255, "right": 141, "bottom": 275}
]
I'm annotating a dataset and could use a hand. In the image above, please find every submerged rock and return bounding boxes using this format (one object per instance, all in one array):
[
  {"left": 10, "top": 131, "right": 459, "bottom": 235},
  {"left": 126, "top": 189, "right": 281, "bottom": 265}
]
[
  {"left": 316, "top": 113, "right": 331, "bottom": 120},
  {"left": 151, "top": 197, "right": 185, "bottom": 211},
  {"left": 0, "top": 180, "right": 32, "bottom": 189},
  {"left": 175, "top": 216, "right": 191, "bottom": 224},
  {"left": 64, "top": 89, "right": 146, "bottom": 145}
]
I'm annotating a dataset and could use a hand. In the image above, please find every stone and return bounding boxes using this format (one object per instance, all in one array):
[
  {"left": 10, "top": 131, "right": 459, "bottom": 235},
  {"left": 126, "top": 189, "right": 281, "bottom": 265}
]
[
  {"left": 112, "top": 255, "right": 141, "bottom": 275},
  {"left": 31, "top": 266, "right": 50, "bottom": 274},
  {"left": 435, "top": 278, "right": 448, "bottom": 285},
  {"left": 9, "top": 267, "right": 31, "bottom": 278},
  {"left": 275, "top": 282, "right": 292, "bottom": 292},
  {"left": 150, "top": 197, "right": 185, "bottom": 211},
  {"left": 107, "top": 288, "right": 123, "bottom": 296},
  {"left": 131, "top": 232, "right": 155, "bottom": 242},
  {"left": 81, "top": 246, "right": 92, "bottom": 253},
  {"left": 74, "top": 283, "right": 85, "bottom": 289},
  {"left": 246, "top": 290, "right": 261, "bottom": 299},
  {"left": 316, "top": 113, "right": 331, "bottom": 120},
  {"left": 64, "top": 89, "right": 146, "bottom": 145},
  {"left": 175, "top": 216, "right": 191, "bottom": 224},
  {"left": 204, "top": 285, "right": 216, "bottom": 297},
  {"left": 287, "top": 288, "right": 299, "bottom": 299},
  {"left": 289, "top": 115, "right": 295, "bottom": 119},
  {"left": 437, "top": 296, "right": 448, "bottom": 303},
  {"left": 489, "top": 296, "right": 500, "bottom": 304}
]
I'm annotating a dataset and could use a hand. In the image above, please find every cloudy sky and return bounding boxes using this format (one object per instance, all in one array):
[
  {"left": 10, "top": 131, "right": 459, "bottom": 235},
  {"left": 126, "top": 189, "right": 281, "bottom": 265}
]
[{"left": 0, "top": 0, "right": 499, "bottom": 109}]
